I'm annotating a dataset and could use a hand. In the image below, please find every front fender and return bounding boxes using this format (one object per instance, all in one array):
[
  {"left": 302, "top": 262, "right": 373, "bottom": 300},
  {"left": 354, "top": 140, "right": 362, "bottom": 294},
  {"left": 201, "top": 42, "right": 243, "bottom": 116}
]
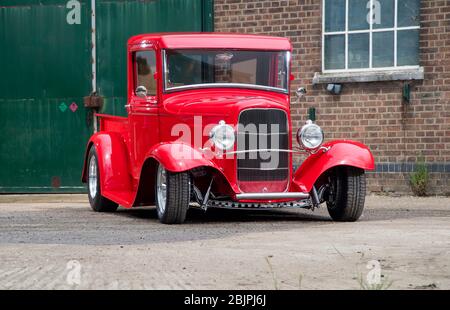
[
  {"left": 81, "top": 132, "right": 132, "bottom": 192},
  {"left": 132, "top": 142, "right": 235, "bottom": 207},
  {"left": 147, "top": 142, "right": 218, "bottom": 172},
  {"left": 293, "top": 140, "right": 375, "bottom": 192}
]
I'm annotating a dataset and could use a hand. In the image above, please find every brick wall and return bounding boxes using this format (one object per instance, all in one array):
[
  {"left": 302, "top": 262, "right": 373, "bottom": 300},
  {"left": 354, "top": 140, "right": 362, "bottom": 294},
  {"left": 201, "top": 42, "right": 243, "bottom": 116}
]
[{"left": 214, "top": 0, "right": 450, "bottom": 195}]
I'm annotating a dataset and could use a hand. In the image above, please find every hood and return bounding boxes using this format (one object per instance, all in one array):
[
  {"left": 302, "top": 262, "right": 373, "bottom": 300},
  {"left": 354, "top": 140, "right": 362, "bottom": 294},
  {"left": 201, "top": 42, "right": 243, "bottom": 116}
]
[{"left": 162, "top": 90, "right": 290, "bottom": 118}]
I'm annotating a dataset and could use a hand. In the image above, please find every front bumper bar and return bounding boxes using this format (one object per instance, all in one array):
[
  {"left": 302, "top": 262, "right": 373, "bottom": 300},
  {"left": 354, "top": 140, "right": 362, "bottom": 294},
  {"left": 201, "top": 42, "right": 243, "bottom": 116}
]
[{"left": 235, "top": 192, "right": 310, "bottom": 200}]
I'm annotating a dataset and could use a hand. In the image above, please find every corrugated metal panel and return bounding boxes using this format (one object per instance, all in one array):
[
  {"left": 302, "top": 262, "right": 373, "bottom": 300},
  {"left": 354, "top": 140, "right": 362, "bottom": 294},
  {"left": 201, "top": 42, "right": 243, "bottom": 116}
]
[
  {"left": 0, "top": 0, "right": 213, "bottom": 193},
  {"left": 96, "top": 0, "right": 207, "bottom": 116},
  {"left": 0, "top": 0, "right": 92, "bottom": 193},
  {"left": 202, "top": 0, "right": 214, "bottom": 32}
]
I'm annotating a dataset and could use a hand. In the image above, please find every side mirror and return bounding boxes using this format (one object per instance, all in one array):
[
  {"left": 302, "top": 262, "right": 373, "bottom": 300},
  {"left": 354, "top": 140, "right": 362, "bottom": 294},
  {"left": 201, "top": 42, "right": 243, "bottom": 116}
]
[
  {"left": 135, "top": 86, "right": 148, "bottom": 98},
  {"left": 296, "top": 87, "right": 307, "bottom": 98}
]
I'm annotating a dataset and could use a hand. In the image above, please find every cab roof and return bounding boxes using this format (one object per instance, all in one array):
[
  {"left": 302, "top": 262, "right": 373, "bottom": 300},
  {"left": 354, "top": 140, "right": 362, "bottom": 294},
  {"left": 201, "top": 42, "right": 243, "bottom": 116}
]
[{"left": 128, "top": 33, "right": 292, "bottom": 51}]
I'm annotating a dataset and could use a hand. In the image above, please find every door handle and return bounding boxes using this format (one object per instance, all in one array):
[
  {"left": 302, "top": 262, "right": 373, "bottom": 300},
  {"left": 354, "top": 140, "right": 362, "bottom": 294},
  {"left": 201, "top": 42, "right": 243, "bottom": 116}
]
[{"left": 125, "top": 104, "right": 132, "bottom": 112}]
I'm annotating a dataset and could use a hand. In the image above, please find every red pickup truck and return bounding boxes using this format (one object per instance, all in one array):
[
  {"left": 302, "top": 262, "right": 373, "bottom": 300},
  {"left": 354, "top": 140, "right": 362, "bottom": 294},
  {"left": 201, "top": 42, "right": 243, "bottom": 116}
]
[{"left": 82, "top": 33, "right": 375, "bottom": 224}]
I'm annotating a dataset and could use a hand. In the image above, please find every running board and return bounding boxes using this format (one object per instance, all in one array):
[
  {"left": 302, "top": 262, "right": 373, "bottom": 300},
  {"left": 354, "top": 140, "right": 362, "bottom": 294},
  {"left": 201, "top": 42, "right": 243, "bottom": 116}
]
[{"left": 236, "top": 192, "right": 310, "bottom": 200}]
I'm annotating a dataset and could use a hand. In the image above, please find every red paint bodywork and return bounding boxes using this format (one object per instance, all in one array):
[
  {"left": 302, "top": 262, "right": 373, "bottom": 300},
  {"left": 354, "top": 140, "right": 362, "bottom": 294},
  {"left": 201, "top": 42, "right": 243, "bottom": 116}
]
[
  {"left": 292, "top": 140, "right": 375, "bottom": 192},
  {"left": 81, "top": 33, "right": 375, "bottom": 208}
]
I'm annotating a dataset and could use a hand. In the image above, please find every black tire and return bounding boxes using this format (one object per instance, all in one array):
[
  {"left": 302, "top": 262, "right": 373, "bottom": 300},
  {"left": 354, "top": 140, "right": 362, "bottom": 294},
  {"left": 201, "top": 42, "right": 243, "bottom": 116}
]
[
  {"left": 87, "top": 147, "right": 119, "bottom": 212},
  {"left": 155, "top": 163, "right": 190, "bottom": 224},
  {"left": 326, "top": 167, "right": 366, "bottom": 222}
]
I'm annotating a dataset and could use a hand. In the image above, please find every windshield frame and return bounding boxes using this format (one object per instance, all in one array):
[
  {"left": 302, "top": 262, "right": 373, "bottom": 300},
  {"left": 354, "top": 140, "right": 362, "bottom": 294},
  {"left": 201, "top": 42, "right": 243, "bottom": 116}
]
[{"left": 162, "top": 49, "right": 291, "bottom": 94}]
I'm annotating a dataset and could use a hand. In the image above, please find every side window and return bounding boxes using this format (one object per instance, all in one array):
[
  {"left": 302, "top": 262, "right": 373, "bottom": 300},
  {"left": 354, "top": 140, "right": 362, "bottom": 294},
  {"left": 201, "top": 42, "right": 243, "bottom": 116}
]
[
  {"left": 135, "top": 50, "right": 157, "bottom": 96},
  {"left": 323, "top": 0, "right": 420, "bottom": 71}
]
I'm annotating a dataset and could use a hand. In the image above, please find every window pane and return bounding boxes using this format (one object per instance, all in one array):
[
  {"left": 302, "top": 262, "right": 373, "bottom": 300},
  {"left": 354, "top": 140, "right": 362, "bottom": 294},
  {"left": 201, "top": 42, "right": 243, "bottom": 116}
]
[
  {"left": 135, "top": 51, "right": 157, "bottom": 96},
  {"left": 373, "top": 31, "right": 394, "bottom": 67},
  {"left": 397, "top": 29, "right": 419, "bottom": 66},
  {"left": 165, "top": 50, "right": 289, "bottom": 91},
  {"left": 324, "top": 35, "right": 345, "bottom": 70},
  {"left": 398, "top": 0, "right": 420, "bottom": 27},
  {"left": 373, "top": 0, "right": 395, "bottom": 29},
  {"left": 325, "top": 0, "right": 346, "bottom": 32},
  {"left": 276, "top": 53, "right": 289, "bottom": 90},
  {"left": 348, "top": 33, "right": 369, "bottom": 68},
  {"left": 349, "top": 0, "right": 370, "bottom": 31}
]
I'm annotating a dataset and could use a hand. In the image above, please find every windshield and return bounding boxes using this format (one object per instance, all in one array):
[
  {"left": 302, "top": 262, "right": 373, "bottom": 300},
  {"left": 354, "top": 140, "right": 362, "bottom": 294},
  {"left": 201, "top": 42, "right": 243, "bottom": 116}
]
[{"left": 164, "top": 49, "right": 290, "bottom": 93}]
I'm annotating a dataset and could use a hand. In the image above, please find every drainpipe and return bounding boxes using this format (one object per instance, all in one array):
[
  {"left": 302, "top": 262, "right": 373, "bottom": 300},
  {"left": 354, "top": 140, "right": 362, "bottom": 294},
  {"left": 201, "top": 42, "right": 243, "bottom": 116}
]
[{"left": 91, "top": 0, "right": 98, "bottom": 132}]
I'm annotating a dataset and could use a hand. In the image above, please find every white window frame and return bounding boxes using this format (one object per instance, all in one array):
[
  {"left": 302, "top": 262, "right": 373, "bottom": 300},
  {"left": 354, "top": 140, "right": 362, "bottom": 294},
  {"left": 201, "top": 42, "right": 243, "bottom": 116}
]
[{"left": 322, "top": 0, "right": 420, "bottom": 73}]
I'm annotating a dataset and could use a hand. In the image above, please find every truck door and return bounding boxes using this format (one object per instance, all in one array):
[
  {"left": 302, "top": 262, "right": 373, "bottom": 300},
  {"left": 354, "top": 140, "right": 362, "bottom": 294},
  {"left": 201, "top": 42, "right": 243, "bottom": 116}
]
[{"left": 127, "top": 49, "right": 159, "bottom": 179}]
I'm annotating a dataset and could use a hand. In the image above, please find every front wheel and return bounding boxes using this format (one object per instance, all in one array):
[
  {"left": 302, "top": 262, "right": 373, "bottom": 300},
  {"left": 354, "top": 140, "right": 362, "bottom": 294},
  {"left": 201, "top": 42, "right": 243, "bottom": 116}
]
[
  {"left": 326, "top": 167, "right": 366, "bottom": 222},
  {"left": 155, "top": 163, "right": 190, "bottom": 224}
]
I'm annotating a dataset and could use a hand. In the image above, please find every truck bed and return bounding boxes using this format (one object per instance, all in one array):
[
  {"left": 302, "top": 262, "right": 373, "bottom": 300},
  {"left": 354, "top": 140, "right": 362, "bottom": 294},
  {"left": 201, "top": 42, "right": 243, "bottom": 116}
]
[{"left": 97, "top": 113, "right": 128, "bottom": 133}]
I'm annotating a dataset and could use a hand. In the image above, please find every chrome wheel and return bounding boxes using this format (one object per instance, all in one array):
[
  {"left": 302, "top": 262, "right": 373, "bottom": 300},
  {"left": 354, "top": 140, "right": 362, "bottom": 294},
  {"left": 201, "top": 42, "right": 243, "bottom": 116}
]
[
  {"left": 88, "top": 155, "right": 98, "bottom": 198},
  {"left": 156, "top": 164, "right": 167, "bottom": 215}
]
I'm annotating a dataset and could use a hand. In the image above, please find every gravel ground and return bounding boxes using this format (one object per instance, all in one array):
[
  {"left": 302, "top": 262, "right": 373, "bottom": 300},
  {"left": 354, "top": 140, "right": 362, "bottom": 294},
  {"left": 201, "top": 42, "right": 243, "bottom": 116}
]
[{"left": 0, "top": 194, "right": 448, "bottom": 290}]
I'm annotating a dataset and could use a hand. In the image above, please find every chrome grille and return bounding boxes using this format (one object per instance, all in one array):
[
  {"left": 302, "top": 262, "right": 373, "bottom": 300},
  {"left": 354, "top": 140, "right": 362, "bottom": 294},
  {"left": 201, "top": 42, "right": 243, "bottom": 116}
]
[{"left": 237, "top": 109, "right": 289, "bottom": 192}]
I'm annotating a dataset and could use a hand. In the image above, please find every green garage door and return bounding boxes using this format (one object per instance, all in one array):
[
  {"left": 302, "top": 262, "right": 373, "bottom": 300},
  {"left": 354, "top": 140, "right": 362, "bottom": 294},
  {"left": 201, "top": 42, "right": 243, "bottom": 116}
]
[{"left": 0, "top": 0, "right": 213, "bottom": 193}]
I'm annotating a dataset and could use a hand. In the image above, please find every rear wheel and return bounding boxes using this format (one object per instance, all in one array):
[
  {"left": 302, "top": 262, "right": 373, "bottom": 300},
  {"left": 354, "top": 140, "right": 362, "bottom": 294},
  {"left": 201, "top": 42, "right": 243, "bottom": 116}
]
[
  {"left": 87, "top": 147, "right": 119, "bottom": 212},
  {"left": 326, "top": 167, "right": 366, "bottom": 222},
  {"left": 155, "top": 163, "right": 190, "bottom": 224}
]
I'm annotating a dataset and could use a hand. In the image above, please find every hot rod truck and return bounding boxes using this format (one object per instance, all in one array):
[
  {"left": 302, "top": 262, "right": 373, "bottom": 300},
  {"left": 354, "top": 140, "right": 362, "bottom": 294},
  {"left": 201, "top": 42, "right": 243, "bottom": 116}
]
[{"left": 82, "top": 33, "right": 375, "bottom": 224}]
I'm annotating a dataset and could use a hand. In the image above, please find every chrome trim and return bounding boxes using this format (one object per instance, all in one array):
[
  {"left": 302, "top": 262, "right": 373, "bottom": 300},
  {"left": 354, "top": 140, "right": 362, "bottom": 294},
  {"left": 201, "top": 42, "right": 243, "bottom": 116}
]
[
  {"left": 165, "top": 83, "right": 288, "bottom": 94},
  {"left": 209, "top": 121, "right": 236, "bottom": 151},
  {"left": 162, "top": 49, "right": 290, "bottom": 94},
  {"left": 238, "top": 131, "right": 288, "bottom": 135},
  {"left": 237, "top": 167, "right": 288, "bottom": 171},
  {"left": 236, "top": 192, "right": 310, "bottom": 200},
  {"left": 297, "top": 121, "right": 324, "bottom": 150},
  {"left": 162, "top": 50, "right": 168, "bottom": 91},
  {"left": 227, "top": 148, "right": 295, "bottom": 155},
  {"left": 286, "top": 51, "right": 291, "bottom": 91},
  {"left": 156, "top": 164, "right": 167, "bottom": 215},
  {"left": 88, "top": 155, "right": 97, "bottom": 199},
  {"left": 236, "top": 108, "right": 291, "bottom": 193},
  {"left": 310, "top": 146, "right": 331, "bottom": 154}
]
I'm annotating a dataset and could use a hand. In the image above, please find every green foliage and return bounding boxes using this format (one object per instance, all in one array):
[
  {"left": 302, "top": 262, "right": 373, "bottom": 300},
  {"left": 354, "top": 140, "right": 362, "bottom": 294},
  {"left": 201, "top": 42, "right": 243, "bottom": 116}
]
[
  {"left": 357, "top": 273, "right": 393, "bottom": 290},
  {"left": 410, "top": 158, "right": 429, "bottom": 196}
]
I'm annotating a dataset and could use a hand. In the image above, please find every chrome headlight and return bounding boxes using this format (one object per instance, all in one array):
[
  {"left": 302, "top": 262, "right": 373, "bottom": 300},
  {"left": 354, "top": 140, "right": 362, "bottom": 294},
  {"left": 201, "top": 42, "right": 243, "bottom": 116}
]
[
  {"left": 297, "top": 120, "right": 324, "bottom": 150},
  {"left": 209, "top": 121, "right": 235, "bottom": 151}
]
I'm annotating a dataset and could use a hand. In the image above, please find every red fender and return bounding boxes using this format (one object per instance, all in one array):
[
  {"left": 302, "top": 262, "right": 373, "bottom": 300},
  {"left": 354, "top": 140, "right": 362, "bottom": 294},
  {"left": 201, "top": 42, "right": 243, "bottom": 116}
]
[
  {"left": 81, "top": 132, "right": 132, "bottom": 193},
  {"left": 293, "top": 140, "right": 375, "bottom": 192},
  {"left": 148, "top": 142, "right": 238, "bottom": 191},
  {"left": 131, "top": 143, "right": 236, "bottom": 207},
  {"left": 146, "top": 142, "right": 218, "bottom": 172}
]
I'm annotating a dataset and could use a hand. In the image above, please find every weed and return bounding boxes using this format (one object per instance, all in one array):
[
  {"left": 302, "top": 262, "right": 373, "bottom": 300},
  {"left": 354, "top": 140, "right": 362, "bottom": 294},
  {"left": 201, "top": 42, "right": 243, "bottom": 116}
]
[
  {"left": 265, "top": 256, "right": 279, "bottom": 290},
  {"left": 357, "top": 273, "right": 393, "bottom": 290},
  {"left": 410, "top": 158, "right": 429, "bottom": 196}
]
